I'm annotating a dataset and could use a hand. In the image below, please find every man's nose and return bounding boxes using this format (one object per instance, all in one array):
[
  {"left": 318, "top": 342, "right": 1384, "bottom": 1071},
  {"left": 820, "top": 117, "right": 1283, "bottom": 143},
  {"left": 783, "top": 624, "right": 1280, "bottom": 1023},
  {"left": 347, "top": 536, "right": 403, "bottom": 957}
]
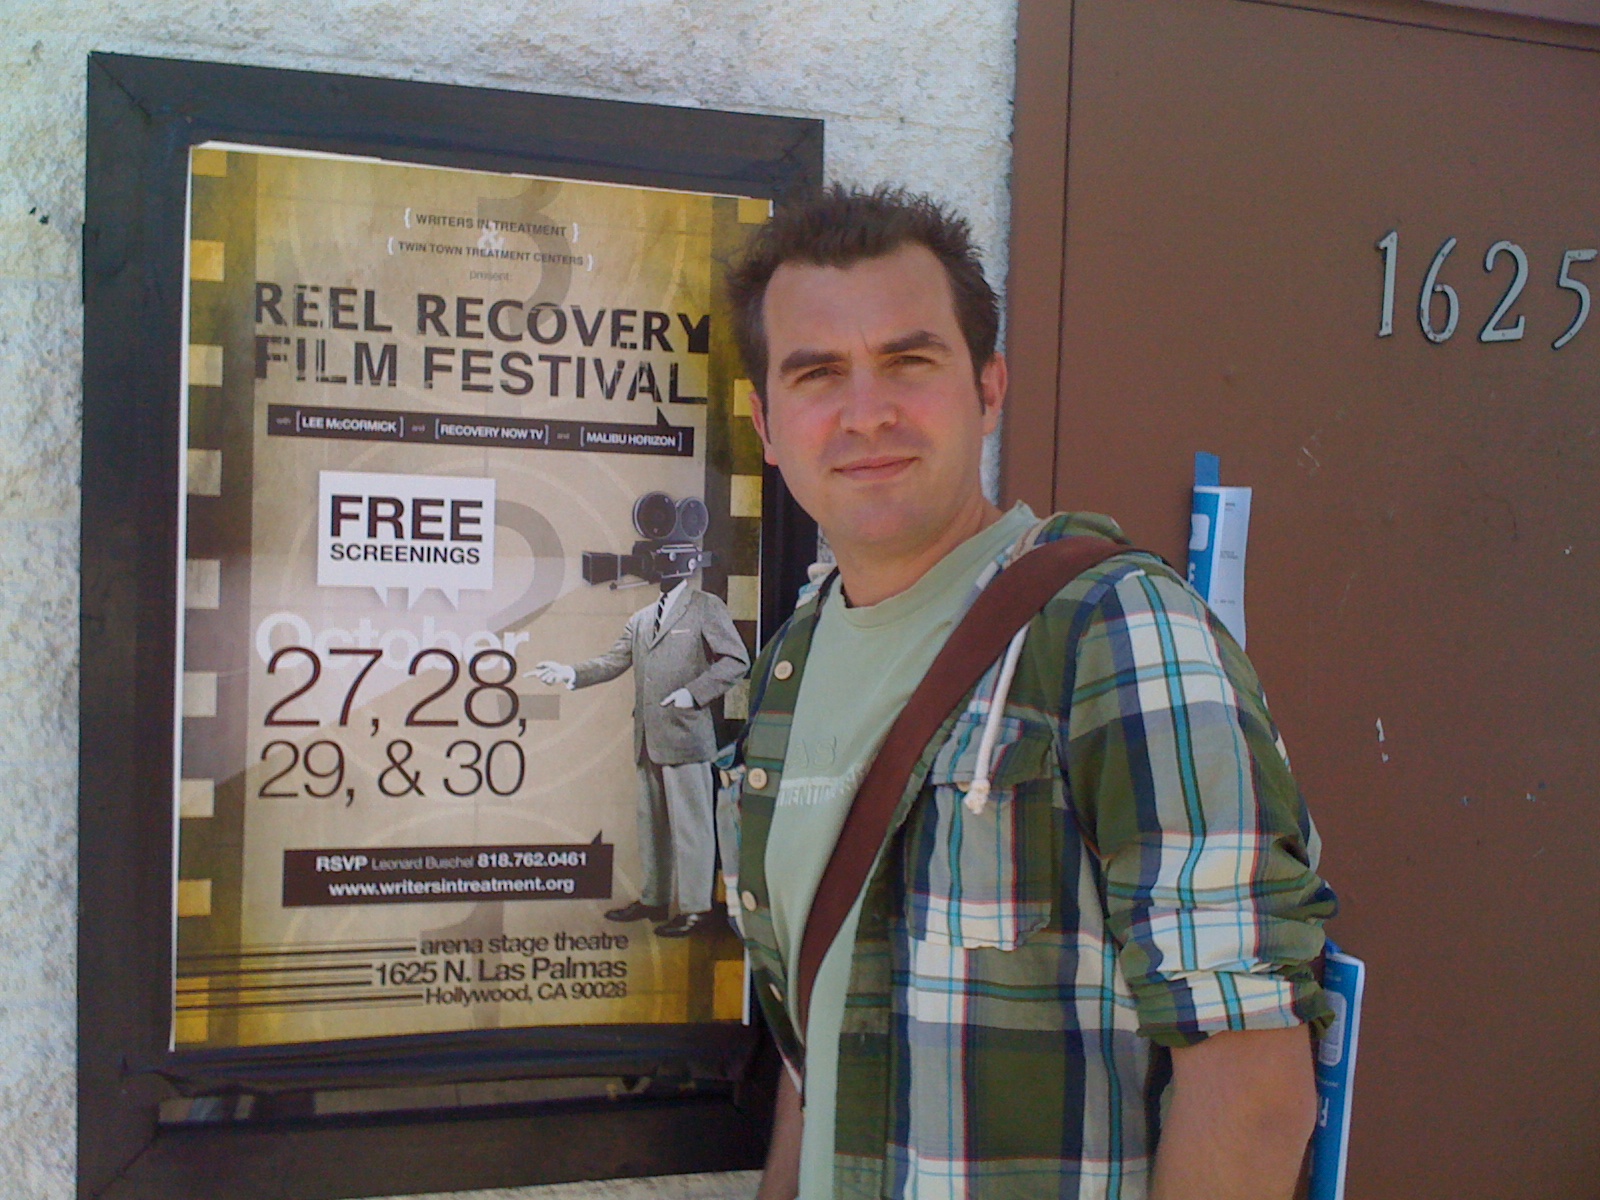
[{"left": 836, "top": 368, "right": 898, "bottom": 434}]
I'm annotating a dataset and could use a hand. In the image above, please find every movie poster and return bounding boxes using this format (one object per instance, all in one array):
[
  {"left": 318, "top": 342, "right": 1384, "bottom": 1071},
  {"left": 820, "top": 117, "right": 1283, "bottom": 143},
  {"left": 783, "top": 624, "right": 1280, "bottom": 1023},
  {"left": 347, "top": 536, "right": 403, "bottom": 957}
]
[{"left": 173, "top": 144, "right": 769, "bottom": 1050}]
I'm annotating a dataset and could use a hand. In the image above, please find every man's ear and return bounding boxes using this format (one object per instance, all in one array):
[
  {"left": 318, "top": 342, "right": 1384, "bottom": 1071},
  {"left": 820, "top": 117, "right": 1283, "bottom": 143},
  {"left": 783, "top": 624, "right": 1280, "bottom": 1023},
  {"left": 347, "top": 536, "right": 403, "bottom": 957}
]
[
  {"left": 748, "top": 388, "right": 779, "bottom": 466},
  {"left": 978, "top": 352, "right": 1007, "bottom": 436}
]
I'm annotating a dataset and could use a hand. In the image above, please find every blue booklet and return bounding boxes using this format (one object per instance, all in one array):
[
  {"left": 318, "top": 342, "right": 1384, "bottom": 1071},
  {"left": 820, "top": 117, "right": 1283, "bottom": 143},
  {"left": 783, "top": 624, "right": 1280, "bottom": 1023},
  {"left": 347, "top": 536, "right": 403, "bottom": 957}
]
[{"left": 1308, "top": 941, "right": 1366, "bottom": 1200}]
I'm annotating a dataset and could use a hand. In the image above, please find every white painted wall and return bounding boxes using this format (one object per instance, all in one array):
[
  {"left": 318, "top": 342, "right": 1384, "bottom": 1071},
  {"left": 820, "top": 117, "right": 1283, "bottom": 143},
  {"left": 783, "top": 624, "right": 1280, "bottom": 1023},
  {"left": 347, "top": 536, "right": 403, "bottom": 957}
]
[{"left": 0, "top": 1, "right": 1017, "bottom": 1195}]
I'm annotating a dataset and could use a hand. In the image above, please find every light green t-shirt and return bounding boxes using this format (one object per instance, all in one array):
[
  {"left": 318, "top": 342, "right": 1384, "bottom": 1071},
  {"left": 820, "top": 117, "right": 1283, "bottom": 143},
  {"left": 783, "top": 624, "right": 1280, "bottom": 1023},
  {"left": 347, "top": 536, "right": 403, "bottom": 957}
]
[{"left": 765, "top": 503, "right": 1036, "bottom": 1199}]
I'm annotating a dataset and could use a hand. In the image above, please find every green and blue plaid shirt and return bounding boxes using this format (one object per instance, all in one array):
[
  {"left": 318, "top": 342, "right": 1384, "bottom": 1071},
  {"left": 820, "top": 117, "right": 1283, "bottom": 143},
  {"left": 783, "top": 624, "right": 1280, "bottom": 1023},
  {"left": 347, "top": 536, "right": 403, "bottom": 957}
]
[{"left": 722, "top": 512, "right": 1336, "bottom": 1199}]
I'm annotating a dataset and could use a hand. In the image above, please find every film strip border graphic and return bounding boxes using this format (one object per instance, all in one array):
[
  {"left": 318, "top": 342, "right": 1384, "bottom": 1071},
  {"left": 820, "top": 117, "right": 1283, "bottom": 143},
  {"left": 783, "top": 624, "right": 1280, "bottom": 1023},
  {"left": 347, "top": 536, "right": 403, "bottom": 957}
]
[
  {"left": 704, "top": 195, "right": 773, "bottom": 727},
  {"left": 675, "top": 194, "right": 771, "bottom": 1025},
  {"left": 173, "top": 152, "right": 770, "bottom": 1044},
  {"left": 175, "top": 145, "right": 259, "bottom": 1047}
]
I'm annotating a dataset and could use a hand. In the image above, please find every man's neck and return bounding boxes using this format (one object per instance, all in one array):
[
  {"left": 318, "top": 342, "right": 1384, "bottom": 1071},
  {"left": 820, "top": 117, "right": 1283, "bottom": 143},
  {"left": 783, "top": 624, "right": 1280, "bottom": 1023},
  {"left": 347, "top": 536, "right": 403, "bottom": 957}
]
[{"left": 831, "top": 498, "right": 1005, "bottom": 608}]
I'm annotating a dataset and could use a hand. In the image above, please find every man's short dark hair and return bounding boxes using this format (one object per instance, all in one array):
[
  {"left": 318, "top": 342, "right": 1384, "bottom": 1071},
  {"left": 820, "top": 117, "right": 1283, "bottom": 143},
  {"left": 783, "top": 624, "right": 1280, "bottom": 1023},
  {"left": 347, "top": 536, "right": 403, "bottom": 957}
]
[{"left": 725, "top": 184, "right": 1000, "bottom": 393}]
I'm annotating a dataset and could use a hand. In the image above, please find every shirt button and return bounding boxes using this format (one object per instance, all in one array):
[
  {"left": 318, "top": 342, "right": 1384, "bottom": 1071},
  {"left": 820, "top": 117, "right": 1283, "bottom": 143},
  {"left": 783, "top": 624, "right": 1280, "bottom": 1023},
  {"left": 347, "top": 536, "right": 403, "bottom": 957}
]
[
  {"left": 741, "top": 890, "right": 759, "bottom": 912},
  {"left": 769, "top": 982, "right": 783, "bottom": 1003},
  {"left": 773, "top": 660, "right": 794, "bottom": 680},
  {"left": 747, "top": 767, "right": 769, "bottom": 790}
]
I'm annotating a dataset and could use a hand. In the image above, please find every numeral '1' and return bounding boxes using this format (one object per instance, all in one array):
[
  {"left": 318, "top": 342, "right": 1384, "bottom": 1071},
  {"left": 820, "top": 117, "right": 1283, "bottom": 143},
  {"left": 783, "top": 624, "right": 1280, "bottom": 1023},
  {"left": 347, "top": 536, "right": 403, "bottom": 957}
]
[{"left": 1376, "top": 230, "right": 1398, "bottom": 338}]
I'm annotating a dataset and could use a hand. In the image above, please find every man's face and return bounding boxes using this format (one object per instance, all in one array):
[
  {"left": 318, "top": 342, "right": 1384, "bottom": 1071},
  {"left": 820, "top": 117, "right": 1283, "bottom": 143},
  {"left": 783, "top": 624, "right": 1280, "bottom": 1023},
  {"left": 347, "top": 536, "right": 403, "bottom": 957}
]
[{"left": 749, "top": 242, "right": 1005, "bottom": 563}]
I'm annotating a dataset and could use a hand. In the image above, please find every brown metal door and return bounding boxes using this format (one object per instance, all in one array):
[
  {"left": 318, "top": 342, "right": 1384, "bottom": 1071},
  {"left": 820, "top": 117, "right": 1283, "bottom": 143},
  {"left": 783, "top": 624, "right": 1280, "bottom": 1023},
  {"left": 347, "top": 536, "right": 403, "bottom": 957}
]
[{"left": 1007, "top": 1, "right": 1600, "bottom": 1196}]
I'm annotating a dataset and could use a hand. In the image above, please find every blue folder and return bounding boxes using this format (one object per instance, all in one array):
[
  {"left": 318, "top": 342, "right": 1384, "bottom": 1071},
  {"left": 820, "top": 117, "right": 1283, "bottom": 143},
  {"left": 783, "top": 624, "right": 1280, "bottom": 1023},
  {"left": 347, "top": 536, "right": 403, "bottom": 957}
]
[{"left": 1309, "top": 941, "right": 1367, "bottom": 1200}]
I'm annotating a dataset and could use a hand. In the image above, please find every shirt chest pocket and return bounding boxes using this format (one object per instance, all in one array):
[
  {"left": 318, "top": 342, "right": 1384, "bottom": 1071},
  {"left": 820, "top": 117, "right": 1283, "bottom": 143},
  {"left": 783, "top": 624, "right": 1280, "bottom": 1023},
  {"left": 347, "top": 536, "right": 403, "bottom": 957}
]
[{"left": 902, "top": 710, "right": 1059, "bottom": 950}]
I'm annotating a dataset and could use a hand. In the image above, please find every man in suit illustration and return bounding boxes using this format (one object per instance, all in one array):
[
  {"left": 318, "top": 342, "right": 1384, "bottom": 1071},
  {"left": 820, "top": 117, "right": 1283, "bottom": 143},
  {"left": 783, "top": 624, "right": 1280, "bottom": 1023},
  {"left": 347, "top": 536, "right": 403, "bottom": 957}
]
[{"left": 534, "top": 577, "right": 749, "bottom": 937}]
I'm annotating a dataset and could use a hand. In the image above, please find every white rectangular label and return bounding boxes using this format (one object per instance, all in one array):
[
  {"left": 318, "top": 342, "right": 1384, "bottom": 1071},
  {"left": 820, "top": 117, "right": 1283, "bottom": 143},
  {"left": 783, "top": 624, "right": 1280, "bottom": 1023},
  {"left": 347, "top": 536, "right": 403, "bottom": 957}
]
[{"left": 317, "top": 470, "right": 495, "bottom": 606}]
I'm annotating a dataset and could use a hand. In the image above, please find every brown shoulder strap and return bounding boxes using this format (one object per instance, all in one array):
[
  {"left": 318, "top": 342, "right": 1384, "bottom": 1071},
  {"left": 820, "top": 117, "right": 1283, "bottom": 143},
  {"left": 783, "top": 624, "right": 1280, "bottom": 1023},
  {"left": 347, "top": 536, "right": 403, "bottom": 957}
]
[{"left": 794, "top": 535, "right": 1124, "bottom": 1039}]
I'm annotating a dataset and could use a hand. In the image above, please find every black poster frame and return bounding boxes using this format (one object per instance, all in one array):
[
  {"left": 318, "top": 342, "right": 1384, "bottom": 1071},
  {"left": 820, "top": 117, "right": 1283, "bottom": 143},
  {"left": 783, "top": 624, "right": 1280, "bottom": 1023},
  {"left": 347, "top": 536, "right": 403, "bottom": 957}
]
[{"left": 80, "top": 52, "right": 820, "bottom": 1200}]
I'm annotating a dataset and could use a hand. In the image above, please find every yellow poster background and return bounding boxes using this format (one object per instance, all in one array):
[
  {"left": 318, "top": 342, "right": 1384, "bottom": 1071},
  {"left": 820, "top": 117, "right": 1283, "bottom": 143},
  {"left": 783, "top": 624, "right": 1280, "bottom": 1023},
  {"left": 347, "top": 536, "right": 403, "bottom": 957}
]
[{"left": 175, "top": 145, "right": 761, "bottom": 1049}]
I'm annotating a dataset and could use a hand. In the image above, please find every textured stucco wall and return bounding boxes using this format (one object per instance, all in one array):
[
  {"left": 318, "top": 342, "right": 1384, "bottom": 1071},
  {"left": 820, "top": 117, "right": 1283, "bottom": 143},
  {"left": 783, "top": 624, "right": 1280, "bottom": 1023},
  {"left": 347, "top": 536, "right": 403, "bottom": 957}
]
[{"left": 0, "top": 1, "right": 1017, "bottom": 1196}]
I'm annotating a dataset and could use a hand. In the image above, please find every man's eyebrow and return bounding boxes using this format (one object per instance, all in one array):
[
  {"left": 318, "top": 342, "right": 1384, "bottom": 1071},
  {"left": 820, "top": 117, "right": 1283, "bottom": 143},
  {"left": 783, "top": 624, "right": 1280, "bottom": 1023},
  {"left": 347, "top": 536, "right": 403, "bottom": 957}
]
[
  {"left": 776, "top": 347, "right": 845, "bottom": 376},
  {"left": 775, "top": 330, "right": 951, "bottom": 377},
  {"left": 878, "top": 329, "right": 950, "bottom": 356}
]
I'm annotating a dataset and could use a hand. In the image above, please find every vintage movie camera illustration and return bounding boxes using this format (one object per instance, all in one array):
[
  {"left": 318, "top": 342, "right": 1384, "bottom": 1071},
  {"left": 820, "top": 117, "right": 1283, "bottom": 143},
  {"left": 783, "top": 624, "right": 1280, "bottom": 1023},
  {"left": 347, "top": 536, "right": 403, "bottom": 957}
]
[
  {"left": 581, "top": 491, "right": 715, "bottom": 589},
  {"left": 538, "top": 489, "right": 748, "bottom": 938}
]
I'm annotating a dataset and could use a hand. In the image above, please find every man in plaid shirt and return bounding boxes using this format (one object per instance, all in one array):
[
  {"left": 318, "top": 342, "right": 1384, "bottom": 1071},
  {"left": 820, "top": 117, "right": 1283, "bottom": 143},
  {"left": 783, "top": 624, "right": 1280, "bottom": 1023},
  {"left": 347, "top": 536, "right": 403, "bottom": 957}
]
[{"left": 721, "top": 186, "right": 1336, "bottom": 1200}]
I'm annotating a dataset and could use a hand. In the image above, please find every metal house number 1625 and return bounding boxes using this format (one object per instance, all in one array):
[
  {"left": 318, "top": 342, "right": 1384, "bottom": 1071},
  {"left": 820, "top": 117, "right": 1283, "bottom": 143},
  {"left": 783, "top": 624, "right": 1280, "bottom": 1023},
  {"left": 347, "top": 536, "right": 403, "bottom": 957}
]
[{"left": 1376, "top": 229, "right": 1596, "bottom": 349}]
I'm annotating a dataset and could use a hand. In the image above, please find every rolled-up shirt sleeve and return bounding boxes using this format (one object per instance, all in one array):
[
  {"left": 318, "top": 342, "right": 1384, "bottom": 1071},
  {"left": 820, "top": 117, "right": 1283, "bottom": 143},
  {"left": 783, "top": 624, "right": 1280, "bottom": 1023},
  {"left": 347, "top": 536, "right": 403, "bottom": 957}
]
[{"left": 1063, "top": 565, "right": 1338, "bottom": 1048}]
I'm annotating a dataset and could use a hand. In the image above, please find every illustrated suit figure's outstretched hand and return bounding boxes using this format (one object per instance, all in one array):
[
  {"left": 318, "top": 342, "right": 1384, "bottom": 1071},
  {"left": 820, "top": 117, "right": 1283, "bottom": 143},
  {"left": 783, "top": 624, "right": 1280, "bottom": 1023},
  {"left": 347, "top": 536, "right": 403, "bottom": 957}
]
[{"left": 530, "top": 661, "right": 576, "bottom": 689}]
